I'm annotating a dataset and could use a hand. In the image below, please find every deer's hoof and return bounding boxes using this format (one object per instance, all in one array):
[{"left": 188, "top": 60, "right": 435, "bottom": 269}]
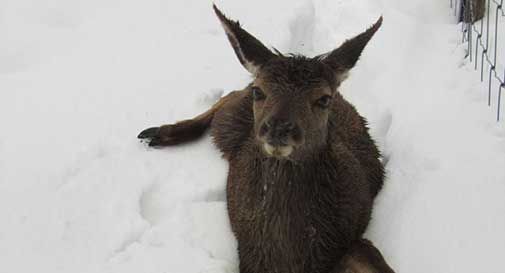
[
  {"left": 138, "top": 127, "right": 160, "bottom": 139},
  {"left": 147, "top": 138, "right": 164, "bottom": 147}
]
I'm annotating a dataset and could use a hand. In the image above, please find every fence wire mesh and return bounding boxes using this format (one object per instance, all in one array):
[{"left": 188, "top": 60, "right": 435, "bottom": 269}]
[{"left": 451, "top": 0, "right": 504, "bottom": 121}]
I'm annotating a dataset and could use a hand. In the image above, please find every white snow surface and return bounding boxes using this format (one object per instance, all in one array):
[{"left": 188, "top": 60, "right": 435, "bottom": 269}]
[{"left": 1, "top": 0, "right": 505, "bottom": 272}]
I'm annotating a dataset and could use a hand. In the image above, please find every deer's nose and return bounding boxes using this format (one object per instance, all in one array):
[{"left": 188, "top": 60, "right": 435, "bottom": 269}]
[{"left": 260, "top": 118, "right": 297, "bottom": 146}]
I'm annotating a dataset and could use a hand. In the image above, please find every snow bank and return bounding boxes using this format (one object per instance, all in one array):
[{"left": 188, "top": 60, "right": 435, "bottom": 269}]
[{"left": 1, "top": 0, "right": 504, "bottom": 272}]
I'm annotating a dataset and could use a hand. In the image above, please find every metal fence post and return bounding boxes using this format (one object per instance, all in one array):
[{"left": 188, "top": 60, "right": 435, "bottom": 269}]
[{"left": 453, "top": 0, "right": 504, "bottom": 121}]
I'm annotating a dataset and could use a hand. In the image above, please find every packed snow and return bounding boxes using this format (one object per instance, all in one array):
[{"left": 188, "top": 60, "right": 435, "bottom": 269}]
[{"left": 1, "top": 0, "right": 504, "bottom": 272}]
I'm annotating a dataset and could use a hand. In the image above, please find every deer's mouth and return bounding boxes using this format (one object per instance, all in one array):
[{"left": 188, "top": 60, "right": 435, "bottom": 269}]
[{"left": 262, "top": 143, "right": 293, "bottom": 158}]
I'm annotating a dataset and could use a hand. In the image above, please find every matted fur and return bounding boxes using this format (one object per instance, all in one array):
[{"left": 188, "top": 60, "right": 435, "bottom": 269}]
[{"left": 138, "top": 5, "right": 393, "bottom": 273}]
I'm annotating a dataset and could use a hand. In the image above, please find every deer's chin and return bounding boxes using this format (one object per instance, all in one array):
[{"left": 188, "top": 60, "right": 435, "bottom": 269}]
[{"left": 263, "top": 143, "right": 293, "bottom": 158}]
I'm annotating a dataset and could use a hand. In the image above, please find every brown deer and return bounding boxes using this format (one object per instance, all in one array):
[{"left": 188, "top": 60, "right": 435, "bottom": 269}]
[{"left": 138, "top": 5, "right": 394, "bottom": 273}]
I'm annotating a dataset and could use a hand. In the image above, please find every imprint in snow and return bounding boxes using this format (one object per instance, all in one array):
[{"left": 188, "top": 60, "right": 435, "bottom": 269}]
[
  {"left": 286, "top": 1, "right": 316, "bottom": 54},
  {"left": 139, "top": 183, "right": 160, "bottom": 226}
]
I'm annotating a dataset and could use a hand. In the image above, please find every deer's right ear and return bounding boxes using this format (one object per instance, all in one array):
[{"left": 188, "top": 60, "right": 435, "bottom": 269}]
[{"left": 213, "top": 4, "right": 275, "bottom": 74}]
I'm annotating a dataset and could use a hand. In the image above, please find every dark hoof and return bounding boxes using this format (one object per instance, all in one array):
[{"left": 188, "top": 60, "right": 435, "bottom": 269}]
[
  {"left": 148, "top": 137, "right": 164, "bottom": 147},
  {"left": 138, "top": 127, "right": 160, "bottom": 139}
]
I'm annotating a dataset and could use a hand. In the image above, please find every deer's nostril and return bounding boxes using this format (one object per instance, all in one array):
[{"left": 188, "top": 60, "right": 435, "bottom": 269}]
[
  {"left": 258, "top": 117, "right": 303, "bottom": 147},
  {"left": 281, "top": 121, "right": 295, "bottom": 131},
  {"left": 274, "top": 120, "right": 295, "bottom": 135},
  {"left": 267, "top": 119, "right": 293, "bottom": 131},
  {"left": 262, "top": 118, "right": 297, "bottom": 144}
]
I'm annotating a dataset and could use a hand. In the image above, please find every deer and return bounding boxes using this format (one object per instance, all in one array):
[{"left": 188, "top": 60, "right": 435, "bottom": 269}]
[{"left": 138, "top": 5, "right": 394, "bottom": 273}]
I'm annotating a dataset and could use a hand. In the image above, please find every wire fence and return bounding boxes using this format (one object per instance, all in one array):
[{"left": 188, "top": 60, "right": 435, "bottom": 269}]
[{"left": 451, "top": 0, "right": 504, "bottom": 121}]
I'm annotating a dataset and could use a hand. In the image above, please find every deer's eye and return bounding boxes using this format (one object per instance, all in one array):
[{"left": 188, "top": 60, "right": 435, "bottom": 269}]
[
  {"left": 315, "top": 95, "right": 332, "bottom": 108},
  {"left": 251, "top": 87, "right": 266, "bottom": 101}
]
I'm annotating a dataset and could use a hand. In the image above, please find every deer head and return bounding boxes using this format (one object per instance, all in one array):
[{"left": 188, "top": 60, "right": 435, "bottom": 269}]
[{"left": 213, "top": 5, "right": 382, "bottom": 160}]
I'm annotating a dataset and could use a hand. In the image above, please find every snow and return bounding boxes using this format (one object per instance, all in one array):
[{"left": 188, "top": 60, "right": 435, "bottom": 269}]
[{"left": 1, "top": 0, "right": 504, "bottom": 273}]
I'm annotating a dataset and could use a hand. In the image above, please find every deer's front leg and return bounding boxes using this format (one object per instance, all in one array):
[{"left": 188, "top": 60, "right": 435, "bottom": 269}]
[
  {"left": 138, "top": 90, "right": 244, "bottom": 147},
  {"left": 138, "top": 116, "right": 212, "bottom": 147}
]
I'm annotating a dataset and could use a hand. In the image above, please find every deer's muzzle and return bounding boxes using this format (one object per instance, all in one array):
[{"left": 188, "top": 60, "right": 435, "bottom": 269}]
[{"left": 257, "top": 117, "right": 302, "bottom": 158}]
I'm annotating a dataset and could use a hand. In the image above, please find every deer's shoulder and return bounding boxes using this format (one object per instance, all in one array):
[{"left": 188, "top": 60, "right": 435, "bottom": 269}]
[{"left": 210, "top": 89, "right": 254, "bottom": 159}]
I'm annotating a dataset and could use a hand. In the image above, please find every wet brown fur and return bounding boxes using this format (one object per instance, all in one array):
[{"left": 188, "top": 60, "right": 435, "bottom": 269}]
[
  {"left": 138, "top": 5, "right": 393, "bottom": 273},
  {"left": 211, "top": 76, "right": 385, "bottom": 273}
]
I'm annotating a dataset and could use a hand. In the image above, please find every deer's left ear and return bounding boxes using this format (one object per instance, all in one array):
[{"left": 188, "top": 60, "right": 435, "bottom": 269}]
[
  {"left": 213, "top": 4, "right": 276, "bottom": 75},
  {"left": 319, "top": 17, "right": 383, "bottom": 77}
]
